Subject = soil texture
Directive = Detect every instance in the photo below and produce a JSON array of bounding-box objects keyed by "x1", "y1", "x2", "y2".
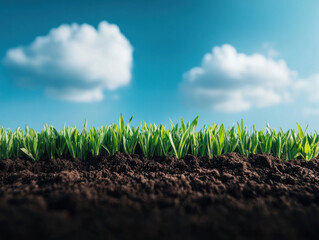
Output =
[{"x1": 1, "y1": 152, "x2": 319, "y2": 240}]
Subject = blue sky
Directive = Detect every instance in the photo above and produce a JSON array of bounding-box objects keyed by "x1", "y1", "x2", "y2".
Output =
[{"x1": 1, "y1": 0, "x2": 319, "y2": 131}]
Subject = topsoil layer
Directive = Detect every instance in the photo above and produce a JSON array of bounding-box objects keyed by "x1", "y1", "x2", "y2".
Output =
[{"x1": 1, "y1": 153, "x2": 319, "y2": 240}]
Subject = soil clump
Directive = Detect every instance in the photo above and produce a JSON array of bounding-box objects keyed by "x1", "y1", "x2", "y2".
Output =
[{"x1": 1, "y1": 152, "x2": 319, "y2": 240}]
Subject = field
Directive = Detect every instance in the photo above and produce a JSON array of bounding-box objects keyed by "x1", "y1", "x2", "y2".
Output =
[
  {"x1": 2, "y1": 115, "x2": 319, "y2": 161},
  {"x1": 1, "y1": 116, "x2": 319, "y2": 239}
]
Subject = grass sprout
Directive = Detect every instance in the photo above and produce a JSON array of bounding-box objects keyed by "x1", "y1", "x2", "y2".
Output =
[{"x1": 0, "y1": 115, "x2": 318, "y2": 161}]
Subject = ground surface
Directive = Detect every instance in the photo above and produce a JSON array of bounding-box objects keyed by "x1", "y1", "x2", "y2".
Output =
[{"x1": 0, "y1": 152, "x2": 319, "y2": 240}]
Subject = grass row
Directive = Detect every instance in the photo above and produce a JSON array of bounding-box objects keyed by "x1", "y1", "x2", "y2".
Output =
[{"x1": 0, "y1": 115, "x2": 319, "y2": 161}]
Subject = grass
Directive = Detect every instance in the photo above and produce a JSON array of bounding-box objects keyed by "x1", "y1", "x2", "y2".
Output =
[{"x1": 1, "y1": 115, "x2": 319, "y2": 161}]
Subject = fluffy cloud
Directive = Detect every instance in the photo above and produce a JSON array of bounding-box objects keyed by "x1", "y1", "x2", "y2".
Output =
[
  {"x1": 3, "y1": 21, "x2": 133, "y2": 102},
  {"x1": 182, "y1": 44, "x2": 296, "y2": 112},
  {"x1": 294, "y1": 74, "x2": 319, "y2": 103}
]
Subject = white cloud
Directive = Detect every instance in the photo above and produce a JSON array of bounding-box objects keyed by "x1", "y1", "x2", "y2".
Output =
[
  {"x1": 262, "y1": 43, "x2": 279, "y2": 58},
  {"x1": 303, "y1": 107, "x2": 319, "y2": 117},
  {"x1": 3, "y1": 21, "x2": 133, "y2": 102},
  {"x1": 267, "y1": 48, "x2": 279, "y2": 58},
  {"x1": 45, "y1": 88, "x2": 104, "y2": 102},
  {"x1": 181, "y1": 44, "x2": 296, "y2": 112},
  {"x1": 294, "y1": 74, "x2": 319, "y2": 103}
]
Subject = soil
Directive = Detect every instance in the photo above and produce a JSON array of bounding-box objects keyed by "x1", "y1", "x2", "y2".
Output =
[{"x1": 1, "y1": 152, "x2": 319, "y2": 240}]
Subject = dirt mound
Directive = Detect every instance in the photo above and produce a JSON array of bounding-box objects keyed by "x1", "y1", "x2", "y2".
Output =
[{"x1": 1, "y1": 152, "x2": 319, "y2": 240}]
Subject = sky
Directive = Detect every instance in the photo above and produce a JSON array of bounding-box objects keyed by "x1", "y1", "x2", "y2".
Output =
[{"x1": 1, "y1": 0, "x2": 319, "y2": 131}]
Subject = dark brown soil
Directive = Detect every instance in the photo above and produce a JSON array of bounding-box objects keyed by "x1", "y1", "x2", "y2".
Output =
[{"x1": 1, "y1": 152, "x2": 319, "y2": 240}]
